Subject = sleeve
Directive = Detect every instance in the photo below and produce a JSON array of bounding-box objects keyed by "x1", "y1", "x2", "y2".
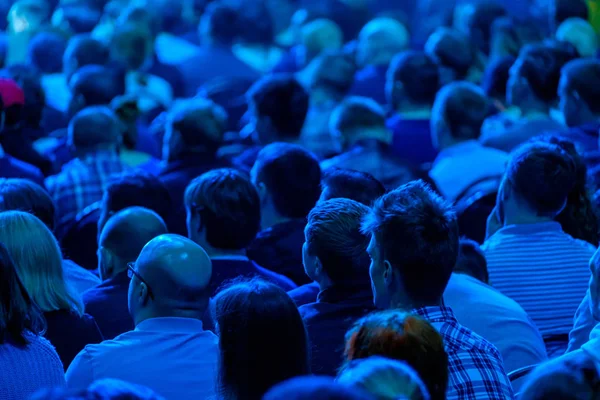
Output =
[{"x1": 65, "y1": 348, "x2": 95, "y2": 389}]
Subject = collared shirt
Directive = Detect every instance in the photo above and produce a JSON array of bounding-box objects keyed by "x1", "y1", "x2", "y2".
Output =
[
  {"x1": 444, "y1": 274, "x2": 547, "y2": 376},
  {"x1": 62, "y1": 259, "x2": 101, "y2": 295},
  {"x1": 429, "y1": 140, "x2": 508, "y2": 201},
  {"x1": 414, "y1": 306, "x2": 514, "y2": 400},
  {"x1": 483, "y1": 222, "x2": 595, "y2": 340},
  {"x1": 65, "y1": 317, "x2": 218, "y2": 400},
  {"x1": 45, "y1": 151, "x2": 126, "y2": 228}
]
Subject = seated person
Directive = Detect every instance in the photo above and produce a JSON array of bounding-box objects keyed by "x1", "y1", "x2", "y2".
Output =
[
  {"x1": 569, "y1": 248, "x2": 600, "y2": 353},
  {"x1": 350, "y1": 17, "x2": 409, "y2": 104},
  {"x1": 429, "y1": 82, "x2": 508, "y2": 202},
  {"x1": 556, "y1": 17, "x2": 598, "y2": 58},
  {"x1": 425, "y1": 28, "x2": 478, "y2": 85},
  {"x1": 323, "y1": 97, "x2": 416, "y2": 190},
  {"x1": 185, "y1": 168, "x2": 296, "y2": 294},
  {"x1": 386, "y1": 50, "x2": 440, "y2": 165},
  {"x1": 481, "y1": 56, "x2": 515, "y2": 111},
  {"x1": 248, "y1": 143, "x2": 321, "y2": 285}
]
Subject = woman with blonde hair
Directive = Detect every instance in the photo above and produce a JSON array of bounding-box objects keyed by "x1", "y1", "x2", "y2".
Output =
[{"x1": 0, "y1": 211, "x2": 103, "y2": 370}]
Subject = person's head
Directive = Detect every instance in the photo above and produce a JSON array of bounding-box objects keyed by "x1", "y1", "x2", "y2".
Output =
[
  {"x1": 68, "y1": 65, "x2": 125, "y2": 117},
  {"x1": 500, "y1": 142, "x2": 577, "y2": 224},
  {"x1": 0, "y1": 178, "x2": 55, "y2": 231},
  {"x1": 559, "y1": 59, "x2": 600, "y2": 128},
  {"x1": 98, "y1": 170, "x2": 173, "y2": 235},
  {"x1": 344, "y1": 310, "x2": 448, "y2": 400},
  {"x1": 0, "y1": 241, "x2": 45, "y2": 346},
  {"x1": 386, "y1": 51, "x2": 439, "y2": 111},
  {"x1": 0, "y1": 78, "x2": 25, "y2": 132},
  {"x1": 128, "y1": 234, "x2": 212, "y2": 325},
  {"x1": 163, "y1": 98, "x2": 227, "y2": 162},
  {"x1": 68, "y1": 106, "x2": 122, "y2": 155},
  {"x1": 338, "y1": 357, "x2": 431, "y2": 400},
  {"x1": 556, "y1": 18, "x2": 598, "y2": 58},
  {"x1": 98, "y1": 207, "x2": 168, "y2": 281},
  {"x1": 301, "y1": 19, "x2": 343, "y2": 61},
  {"x1": 507, "y1": 43, "x2": 576, "y2": 110},
  {"x1": 466, "y1": 2, "x2": 507, "y2": 55},
  {"x1": 454, "y1": 238, "x2": 489, "y2": 284},
  {"x1": 319, "y1": 168, "x2": 385, "y2": 206},
  {"x1": 31, "y1": 378, "x2": 165, "y2": 400},
  {"x1": 251, "y1": 143, "x2": 321, "y2": 226},
  {"x1": 356, "y1": 18, "x2": 409, "y2": 69},
  {"x1": 362, "y1": 180, "x2": 459, "y2": 309},
  {"x1": 63, "y1": 35, "x2": 110, "y2": 83},
  {"x1": 519, "y1": 352, "x2": 600, "y2": 400},
  {"x1": 247, "y1": 76, "x2": 309, "y2": 144},
  {"x1": 0, "y1": 211, "x2": 83, "y2": 316},
  {"x1": 265, "y1": 376, "x2": 373, "y2": 400},
  {"x1": 213, "y1": 278, "x2": 310, "y2": 400},
  {"x1": 481, "y1": 56, "x2": 515, "y2": 108},
  {"x1": 425, "y1": 28, "x2": 475, "y2": 85},
  {"x1": 185, "y1": 168, "x2": 260, "y2": 254},
  {"x1": 307, "y1": 50, "x2": 356, "y2": 101},
  {"x1": 27, "y1": 31, "x2": 68, "y2": 74},
  {"x1": 116, "y1": 6, "x2": 161, "y2": 40},
  {"x1": 330, "y1": 97, "x2": 391, "y2": 149},
  {"x1": 431, "y1": 82, "x2": 489, "y2": 150},
  {"x1": 110, "y1": 23, "x2": 153, "y2": 71},
  {"x1": 3, "y1": 64, "x2": 45, "y2": 128},
  {"x1": 303, "y1": 198, "x2": 371, "y2": 289},
  {"x1": 198, "y1": 2, "x2": 239, "y2": 46}
]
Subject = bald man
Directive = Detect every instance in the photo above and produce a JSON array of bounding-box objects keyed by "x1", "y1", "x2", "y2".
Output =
[
  {"x1": 67, "y1": 234, "x2": 218, "y2": 400},
  {"x1": 83, "y1": 207, "x2": 168, "y2": 340}
]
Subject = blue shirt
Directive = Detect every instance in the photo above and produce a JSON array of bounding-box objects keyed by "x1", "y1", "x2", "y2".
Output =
[{"x1": 65, "y1": 317, "x2": 219, "y2": 400}]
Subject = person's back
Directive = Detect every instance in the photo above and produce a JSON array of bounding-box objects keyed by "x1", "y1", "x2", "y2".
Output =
[{"x1": 66, "y1": 235, "x2": 218, "y2": 399}]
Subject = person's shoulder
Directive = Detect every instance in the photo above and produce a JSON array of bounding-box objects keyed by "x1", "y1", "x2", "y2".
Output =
[
  {"x1": 445, "y1": 318, "x2": 504, "y2": 358},
  {"x1": 2, "y1": 154, "x2": 45, "y2": 183}
]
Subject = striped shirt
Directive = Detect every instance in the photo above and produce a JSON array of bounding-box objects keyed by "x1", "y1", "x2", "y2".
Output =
[{"x1": 482, "y1": 222, "x2": 595, "y2": 339}]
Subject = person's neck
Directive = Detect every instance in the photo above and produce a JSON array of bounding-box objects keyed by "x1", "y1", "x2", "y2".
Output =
[
  {"x1": 519, "y1": 101, "x2": 550, "y2": 118},
  {"x1": 135, "y1": 308, "x2": 206, "y2": 326},
  {"x1": 503, "y1": 213, "x2": 554, "y2": 227},
  {"x1": 260, "y1": 208, "x2": 292, "y2": 231},
  {"x1": 395, "y1": 103, "x2": 432, "y2": 119},
  {"x1": 390, "y1": 295, "x2": 442, "y2": 311},
  {"x1": 206, "y1": 247, "x2": 247, "y2": 259},
  {"x1": 310, "y1": 88, "x2": 341, "y2": 106}
]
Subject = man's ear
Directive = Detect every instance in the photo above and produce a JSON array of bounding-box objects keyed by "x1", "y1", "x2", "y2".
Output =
[
  {"x1": 383, "y1": 259, "x2": 393, "y2": 286},
  {"x1": 256, "y1": 182, "x2": 269, "y2": 205}
]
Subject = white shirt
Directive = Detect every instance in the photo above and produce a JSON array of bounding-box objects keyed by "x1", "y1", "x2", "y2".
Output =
[
  {"x1": 429, "y1": 140, "x2": 508, "y2": 201},
  {"x1": 444, "y1": 273, "x2": 548, "y2": 375}
]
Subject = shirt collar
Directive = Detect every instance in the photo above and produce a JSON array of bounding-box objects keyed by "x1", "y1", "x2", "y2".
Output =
[
  {"x1": 495, "y1": 221, "x2": 563, "y2": 236},
  {"x1": 413, "y1": 305, "x2": 458, "y2": 324},
  {"x1": 136, "y1": 317, "x2": 205, "y2": 333}
]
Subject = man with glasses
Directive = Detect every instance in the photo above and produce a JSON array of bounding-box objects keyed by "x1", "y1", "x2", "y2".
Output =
[{"x1": 67, "y1": 234, "x2": 218, "y2": 400}]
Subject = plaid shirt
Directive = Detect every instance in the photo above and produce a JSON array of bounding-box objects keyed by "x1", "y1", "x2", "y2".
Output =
[
  {"x1": 414, "y1": 306, "x2": 515, "y2": 400},
  {"x1": 45, "y1": 151, "x2": 126, "y2": 229}
]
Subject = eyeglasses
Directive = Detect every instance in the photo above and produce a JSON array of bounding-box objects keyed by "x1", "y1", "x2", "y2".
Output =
[{"x1": 127, "y1": 263, "x2": 154, "y2": 300}]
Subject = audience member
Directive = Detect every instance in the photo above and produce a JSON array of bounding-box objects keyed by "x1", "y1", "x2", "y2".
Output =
[
  {"x1": 66, "y1": 235, "x2": 219, "y2": 399},
  {"x1": 429, "y1": 82, "x2": 507, "y2": 201},
  {"x1": 300, "y1": 198, "x2": 374, "y2": 376},
  {"x1": 67, "y1": 65, "x2": 126, "y2": 120},
  {"x1": 344, "y1": 310, "x2": 447, "y2": 400},
  {"x1": 0, "y1": 211, "x2": 103, "y2": 369},
  {"x1": 0, "y1": 241, "x2": 66, "y2": 398},
  {"x1": 247, "y1": 143, "x2": 321, "y2": 285},
  {"x1": 444, "y1": 238, "x2": 548, "y2": 379},
  {"x1": 362, "y1": 180, "x2": 514, "y2": 399},
  {"x1": 350, "y1": 18, "x2": 409, "y2": 104},
  {"x1": 466, "y1": 1, "x2": 507, "y2": 56},
  {"x1": 324, "y1": 97, "x2": 415, "y2": 190},
  {"x1": 32, "y1": 379, "x2": 165, "y2": 400},
  {"x1": 234, "y1": 76, "x2": 309, "y2": 172},
  {"x1": 338, "y1": 357, "x2": 431, "y2": 400},
  {"x1": 483, "y1": 142, "x2": 594, "y2": 354},
  {"x1": 319, "y1": 168, "x2": 385, "y2": 206},
  {"x1": 386, "y1": 50, "x2": 440, "y2": 165},
  {"x1": 425, "y1": 28, "x2": 476, "y2": 85},
  {"x1": 27, "y1": 31, "x2": 67, "y2": 75},
  {"x1": 185, "y1": 168, "x2": 296, "y2": 294},
  {"x1": 0, "y1": 178, "x2": 100, "y2": 293},
  {"x1": 213, "y1": 278, "x2": 310, "y2": 400},
  {"x1": 556, "y1": 17, "x2": 598, "y2": 58},
  {"x1": 45, "y1": 106, "x2": 126, "y2": 232},
  {"x1": 481, "y1": 56, "x2": 515, "y2": 110},
  {"x1": 264, "y1": 376, "x2": 373, "y2": 400},
  {"x1": 84, "y1": 207, "x2": 168, "y2": 340}
]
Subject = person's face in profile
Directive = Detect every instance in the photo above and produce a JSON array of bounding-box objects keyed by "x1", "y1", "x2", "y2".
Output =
[{"x1": 367, "y1": 235, "x2": 390, "y2": 309}]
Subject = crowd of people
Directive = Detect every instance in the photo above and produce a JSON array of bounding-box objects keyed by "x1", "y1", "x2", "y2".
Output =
[{"x1": 2, "y1": 0, "x2": 600, "y2": 399}]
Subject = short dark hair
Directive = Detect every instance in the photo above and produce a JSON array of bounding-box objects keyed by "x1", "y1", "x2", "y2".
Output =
[
  {"x1": 482, "y1": 56, "x2": 515, "y2": 102},
  {"x1": 27, "y1": 32, "x2": 68, "y2": 74},
  {"x1": 553, "y1": 0, "x2": 589, "y2": 28},
  {"x1": 3, "y1": 64, "x2": 45, "y2": 127},
  {"x1": 213, "y1": 278, "x2": 310, "y2": 400},
  {"x1": 561, "y1": 59, "x2": 600, "y2": 114},
  {"x1": 454, "y1": 238, "x2": 489, "y2": 284},
  {"x1": 425, "y1": 28, "x2": 475, "y2": 79},
  {"x1": 506, "y1": 142, "x2": 577, "y2": 216},
  {"x1": 362, "y1": 180, "x2": 459, "y2": 303},
  {"x1": 202, "y1": 2, "x2": 240, "y2": 45},
  {"x1": 0, "y1": 179, "x2": 55, "y2": 231},
  {"x1": 330, "y1": 97, "x2": 386, "y2": 137},
  {"x1": 248, "y1": 76, "x2": 309, "y2": 140},
  {"x1": 467, "y1": 2, "x2": 507, "y2": 55},
  {"x1": 168, "y1": 99, "x2": 227, "y2": 151},
  {"x1": 63, "y1": 35, "x2": 109, "y2": 79},
  {"x1": 0, "y1": 242, "x2": 45, "y2": 345},
  {"x1": 432, "y1": 82, "x2": 489, "y2": 141},
  {"x1": 70, "y1": 65, "x2": 125, "y2": 107},
  {"x1": 321, "y1": 168, "x2": 385, "y2": 206},
  {"x1": 387, "y1": 51, "x2": 439, "y2": 105},
  {"x1": 309, "y1": 51, "x2": 356, "y2": 97},
  {"x1": 253, "y1": 143, "x2": 321, "y2": 219},
  {"x1": 185, "y1": 169, "x2": 260, "y2": 250},
  {"x1": 305, "y1": 199, "x2": 371, "y2": 285}
]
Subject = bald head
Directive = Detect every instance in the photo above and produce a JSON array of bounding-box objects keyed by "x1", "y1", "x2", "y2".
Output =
[
  {"x1": 301, "y1": 19, "x2": 343, "y2": 56},
  {"x1": 356, "y1": 18, "x2": 409, "y2": 68}
]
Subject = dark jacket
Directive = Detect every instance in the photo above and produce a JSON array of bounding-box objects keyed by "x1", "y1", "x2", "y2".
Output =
[
  {"x1": 146, "y1": 55, "x2": 186, "y2": 99},
  {"x1": 288, "y1": 282, "x2": 320, "y2": 307},
  {"x1": 1, "y1": 126, "x2": 54, "y2": 176},
  {"x1": 82, "y1": 271, "x2": 133, "y2": 341},
  {"x1": 59, "y1": 203, "x2": 100, "y2": 271},
  {"x1": 387, "y1": 115, "x2": 438, "y2": 165},
  {"x1": 247, "y1": 219, "x2": 311, "y2": 285},
  {"x1": 0, "y1": 153, "x2": 45, "y2": 186},
  {"x1": 299, "y1": 285, "x2": 375, "y2": 376},
  {"x1": 210, "y1": 257, "x2": 297, "y2": 294},
  {"x1": 349, "y1": 65, "x2": 388, "y2": 105},
  {"x1": 43, "y1": 309, "x2": 104, "y2": 370}
]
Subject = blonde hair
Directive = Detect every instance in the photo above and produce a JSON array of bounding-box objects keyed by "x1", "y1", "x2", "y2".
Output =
[{"x1": 0, "y1": 211, "x2": 83, "y2": 315}]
